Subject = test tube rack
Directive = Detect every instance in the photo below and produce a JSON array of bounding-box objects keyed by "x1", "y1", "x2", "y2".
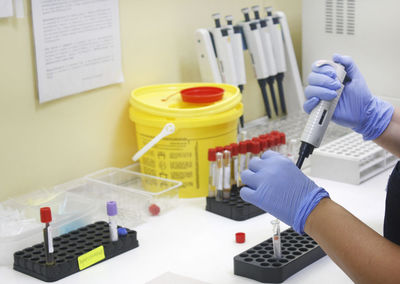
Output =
[
  {"x1": 13, "y1": 221, "x2": 139, "y2": 282},
  {"x1": 206, "y1": 190, "x2": 264, "y2": 221},
  {"x1": 310, "y1": 132, "x2": 398, "y2": 184},
  {"x1": 234, "y1": 228, "x2": 325, "y2": 283}
]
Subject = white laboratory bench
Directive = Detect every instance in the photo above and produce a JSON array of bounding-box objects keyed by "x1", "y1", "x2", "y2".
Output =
[{"x1": 0, "y1": 167, "x2": 393, "y2": 284}]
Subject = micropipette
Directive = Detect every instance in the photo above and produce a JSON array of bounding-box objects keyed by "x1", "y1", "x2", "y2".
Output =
[
  {"x1": 225, "y1": 14, "x2": 247, "y2": 128},
  {"x1": 40, "y1": 207, "x2": 54, "y2": 265},
  {"x1": 297, "y1": 60, "x2": 347, "y2": 169},
  {"x1": 239, "y1": 8, "x2": 272, "y2": 118},
  {"x1": 252, "y1": 5, "x2": 280, "y2": 116},
  {"x1": 211, "y1": 13, "x2": 238, "y2": 87},
  {"x1": 265, "y1": 7, "x2": 288, "y2": 115}
]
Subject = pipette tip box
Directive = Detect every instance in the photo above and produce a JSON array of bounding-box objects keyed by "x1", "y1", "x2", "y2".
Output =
[
  {"x1": 206, "y1": 190, "x2": 264, "y2": 221},
  {"x1": 234, "y1": 228, "x2": 325, "y2": 283},
  {"x1": 13, "y1": 221, "x2": 139, "y2": 282}
]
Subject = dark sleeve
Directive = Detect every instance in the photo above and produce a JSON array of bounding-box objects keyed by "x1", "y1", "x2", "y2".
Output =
[{"x1": 384, "y1": 161, "x2": 400, "y2": 245}]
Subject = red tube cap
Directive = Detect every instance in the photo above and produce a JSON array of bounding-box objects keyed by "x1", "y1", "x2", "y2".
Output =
[
  {"x1": 245, "y1": 140, "x2": 252, "y2": 152},
  {"x1": 224, "y1": 145, "x2": 232, "y2": 153},
  {"x1": 273, "y1": 135, "x2": 280, "y2": 146},
  {"x1": 279, "y1": 132, "x2": 286, "y2": 145},
  {"x1": 239, "y1": 141, "x2": 247, "y2": 154},
  {"x1": 236, "y1": 232, "x2": 246, "y2": 243},
  {"x1": 251, "y1": 141, "x2": 260, "y2": 154},
  {"x1": 216, "y1": 146, "x2": 224, "y2": 153},
  {"x1": 230, "y1": 143, "x2": 239, "y2": 156},
  {"x1": 40, "y1": 207, "x2": 52, "y2": 223},
  {"x1": 270, "y1": 130, "x2": 280, "y2": 136},
  {"x1": 208, "y1": 148, "x2": 216, "y2": 161}
]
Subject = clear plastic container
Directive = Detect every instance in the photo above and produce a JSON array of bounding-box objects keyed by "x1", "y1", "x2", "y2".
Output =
[
  {"x1": 85, "y1": 167, "x2": 182, "y2": 222},
  {"x1": 0, "y1": 188, "x2": 97, "y2": 265}
]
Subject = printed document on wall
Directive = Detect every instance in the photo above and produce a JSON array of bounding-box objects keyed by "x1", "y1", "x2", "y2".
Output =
[{"x1": 31, "y1": 0, "x2": 124, "y2": 103}]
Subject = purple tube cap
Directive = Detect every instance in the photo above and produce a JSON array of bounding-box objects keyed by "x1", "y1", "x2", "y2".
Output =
[{"x1": 107, "y1": 201, "x2": 117, "y2": 216}]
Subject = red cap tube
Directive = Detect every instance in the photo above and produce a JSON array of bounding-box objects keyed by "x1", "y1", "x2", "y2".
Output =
[
  {"x1": 230, "y1": 143, "x2": 239, "y2": 156},
  {"x1": 208, "y1": 148, "x2": 216, "y2": 161},
  {"x1": 40, "y1": 207, "x2": 52, "y2": 223}
]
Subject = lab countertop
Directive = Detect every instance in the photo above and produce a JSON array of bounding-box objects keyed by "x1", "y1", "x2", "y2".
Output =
[{"x1": 0, "y1": 168, "x2": 393, "y2": 284}]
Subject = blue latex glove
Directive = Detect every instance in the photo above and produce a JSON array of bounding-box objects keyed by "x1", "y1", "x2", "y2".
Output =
[
  {"x1": 304, "y1": 54, "x2": 394, "y2": 140},
  {"x1": 240, "y1": 151, "x2": 329, "y2": 234}
]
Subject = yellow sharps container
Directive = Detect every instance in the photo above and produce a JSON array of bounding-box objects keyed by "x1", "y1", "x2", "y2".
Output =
[{"x1": 129, "y1": 83, "x2": 243, "y2": 198}]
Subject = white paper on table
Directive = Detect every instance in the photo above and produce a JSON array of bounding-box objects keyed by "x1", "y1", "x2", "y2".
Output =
[
  {"x1": 31, "y1": 0, "x2": 124, "y2": 103},
  {"x1": 0, "y1": 0, "x2": 13, "y2": 18}
]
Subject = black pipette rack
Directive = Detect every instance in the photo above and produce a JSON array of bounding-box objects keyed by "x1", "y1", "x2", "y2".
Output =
[
  {"x1": 234, "y1": 228, "x2": 325, "y2": 283},
  {"x1": 206, "y1": 189, "x2": 265, "y2": 221},
  {"x1": 13, "y1": 221, "x2": 139, "y2": 282}
]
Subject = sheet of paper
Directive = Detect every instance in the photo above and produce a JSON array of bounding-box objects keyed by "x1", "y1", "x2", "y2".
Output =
[
  {"x1": 31, "y1": 0, "x2": 124, "y2": 103},
  {"x1": 0, "y1": 0, "x2": 13, "y2": 18},
  {"x1": 13, "y1": 0, "x2": 24, "y2": 18}
]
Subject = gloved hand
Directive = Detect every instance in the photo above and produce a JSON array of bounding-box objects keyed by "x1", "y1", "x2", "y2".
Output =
[
  {"x1": 304, "y1": 54, "x2": 394, "y2": 140},
  {"x1": 240, "y1": 151, "x2": 329, "y2": 234}
]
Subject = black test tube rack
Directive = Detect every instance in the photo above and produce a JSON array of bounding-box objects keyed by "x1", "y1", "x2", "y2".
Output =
[
  {"x1": 234, "y1": 228, "x2": 326, "y2": 283},
  {"x1": 206, "y1": 189, "x2": 265, "y2": 221},
  {"x1": 13, "y1": 221, "x2": 139, "y2": 282}
]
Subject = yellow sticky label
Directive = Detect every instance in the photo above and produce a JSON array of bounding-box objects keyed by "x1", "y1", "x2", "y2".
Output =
[{"x1": 78, "y1": 246, "x2": 105, "y2": 270}]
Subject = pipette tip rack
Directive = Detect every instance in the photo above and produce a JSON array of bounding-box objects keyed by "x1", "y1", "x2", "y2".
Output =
[
  {"x1": 13, "y1": 221, "x2": 139, "y2": 282},
  {"x1": 206, "y1": 189, "x2": 264, "y2": 221},
  {"x1": 234, "y1": 228, "x2": 325, "y2": 283}
]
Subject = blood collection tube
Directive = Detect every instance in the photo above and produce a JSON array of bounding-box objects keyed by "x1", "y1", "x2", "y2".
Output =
[
  {"x1": 266, "y1": 135, "x2": 273, "y2": 152},
  {"x1": 238, "y1": 141, "x2": 247, "y2": 185},
  {"x1": 245, "y1": 140, "x2": 252, "y2": 168},
  {"x1": 216, "y1": 152, "x2": 224, "y2": 201},
  {"x1": 271, "y1": 219, "x2": 282, "y2": 259},
  {"x1": 278, "y1": 132, "x2": 287, "y2": 155},
  {"x1": 272, "y1": 135, "x2": 280, "y2": 151},
  {"x1": 40, "y1": 207, "x2": 54, "y2": 265},
  {"x1": 216, "y1": 146, "x2": 224, "y2": 154},
  {"x1": 223, "y1": 150, "x2": 232, "y2": 199},
  {"x1": 230, "y1": 143, "x2": 240, "y2": 188},
  {"x1": 208, "y1": 148, "x2": 217, "y2": 197},
  {"x1": 224, "y1": 145, "x2": 233, "y2": 184},
  {"x1": 250, "y1": 140, "x2": 261, "y2": 159},
  {"x1": 259, "y1": 138, "x2": 267, "y2": 155},
  {"x1": 107, "y1": 201, "x2": 118, "y2": 242}
]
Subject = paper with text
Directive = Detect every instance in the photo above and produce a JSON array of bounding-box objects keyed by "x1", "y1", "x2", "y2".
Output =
[
  {"x1": 0, "y1": 0, "x2": 13, "y2": 18},
  {"x1": 31, "y1": 0, "x2": 124, "y2": 103}
]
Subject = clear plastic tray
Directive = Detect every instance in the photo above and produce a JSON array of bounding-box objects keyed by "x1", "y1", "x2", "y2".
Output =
[
  {"x1": 85, "y1": 167, "x2": 182, "y2": 219},
  {"x1": 0, "y1": 188, "x2": 97, "y2": 265}
]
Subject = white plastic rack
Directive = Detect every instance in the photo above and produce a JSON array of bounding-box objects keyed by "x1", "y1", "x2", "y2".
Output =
[{"x1": 310, "y1": 132, "x2": 398, "y2": 184}]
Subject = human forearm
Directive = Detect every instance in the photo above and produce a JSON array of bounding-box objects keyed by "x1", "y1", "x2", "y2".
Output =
[
  {"x1": 305, "y1": 198, "x2": 400, "y2": 284},
  {"x1": 374, "y1": 107, "x2": 400, "y2": 157}
]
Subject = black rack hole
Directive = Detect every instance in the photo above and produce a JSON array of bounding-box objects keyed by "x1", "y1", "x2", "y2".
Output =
[
  {"x1": 267, "y1": 259, "x2": 276, "y2": 263},
  {"x1": 305, "y1": 244, "x2": 314, "y2": 248},
  {"x1": 23, "y1": 254, "x2": 32, "y2": 259},
  {"x1": 294, "y1": 244, "x2": 303, "y2": 248},
  {"x1": 300, "y1": 248, "x2": 307, "y2": 252},
  {"x1": 293, "y1": 251, "x2": 301, "y2": 256},
  {"x1": 286, "y1": 255, "x2": 295, "y2": 259},
  {"x1": 272, "y1": 262, "x2": 282, "y2": 267},
  {"x1": 256, "y1": 258, "x2": 264, "y2": 262},
  {"x1": 247, "y1": 249, "x2": 255, "y2": 254},
  {"x1": 239, "y1": 254, "x2": 248, "y2": 258},
  {"x1": 260, "y1": 262, "x2": 270, "y2": 267},
  {"x1": 244, "y1": 258, "x2": 253, "y2": 262},
  {"x1": 251, "y1": 254, "x2": 260, "y2": 258},
  {"x1": 288, "y1": 247, "x2": 296, "y2": 251}
]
